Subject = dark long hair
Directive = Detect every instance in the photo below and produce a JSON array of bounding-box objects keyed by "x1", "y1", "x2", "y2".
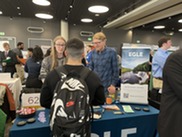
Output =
[{"x1": 32, "y1": 45, "x2": 43, "y2": 62}]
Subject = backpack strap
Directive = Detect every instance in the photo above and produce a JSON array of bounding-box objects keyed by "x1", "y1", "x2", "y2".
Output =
[
  {"x1": 55, "y1": 66, "x2": 68, "y2": 78},
  {"x1": 79, "y1": 67, "x2": 91, "y2": 80}
]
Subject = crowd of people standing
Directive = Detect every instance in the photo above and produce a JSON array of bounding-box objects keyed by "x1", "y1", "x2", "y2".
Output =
[{"x1": 1, "y1": 32, "x2": 180, "y2": 137}]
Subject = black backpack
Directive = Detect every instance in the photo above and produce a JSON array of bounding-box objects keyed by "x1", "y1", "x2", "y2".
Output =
[{"x1": 50, "y1": 66, "x2": 91, "y2": 137}]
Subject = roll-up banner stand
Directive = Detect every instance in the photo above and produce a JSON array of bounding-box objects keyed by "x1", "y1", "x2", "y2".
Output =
[{"x1": 120, "y1": 45, "x2": 151, "y2": 104}]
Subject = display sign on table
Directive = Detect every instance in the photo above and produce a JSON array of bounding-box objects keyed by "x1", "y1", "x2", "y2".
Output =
[
  {"x1": 21, "y1": 93, "x2": 41, "y2": 108},
  {"x1": 120, "y1": 46, "x2": 151, "y2": 104}
]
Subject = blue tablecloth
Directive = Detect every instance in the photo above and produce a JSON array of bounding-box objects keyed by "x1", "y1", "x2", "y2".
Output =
[
  {"x1": 92, "y1": 104, "x2": 159, "y2": 137},
  {"x1": 9, "y1": 104, "x2": 159, "y2": 137},
  {"x1": 9, "y1": 109, "x2": 51, "y2": 137}
]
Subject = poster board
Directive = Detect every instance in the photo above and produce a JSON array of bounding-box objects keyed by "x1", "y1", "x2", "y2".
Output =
[
  {"x1": 120, "y1": 46, "x2": 151, "y2": 104},
  {"x1": 41, "y1": 45, "x2": 51, "y2": 55}
]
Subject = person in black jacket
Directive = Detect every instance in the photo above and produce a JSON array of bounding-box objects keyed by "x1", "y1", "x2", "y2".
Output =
[
  {"x1": 1, "y1": 42, "x2": 18, "y2": 77},
  {"x1": 40, "y1": 38, "x2": 105, "y2": 109},
  {"x1": 158, "y1": 49, "x2": 182, "y2": 137},
  {"x1": 24, "y1": 45, "x2": 43, "y2": 88}
]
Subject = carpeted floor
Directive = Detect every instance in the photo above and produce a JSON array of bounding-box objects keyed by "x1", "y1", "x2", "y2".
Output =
[{"x1": 4, "y1": 120, "x2": 13, "y2": 137}]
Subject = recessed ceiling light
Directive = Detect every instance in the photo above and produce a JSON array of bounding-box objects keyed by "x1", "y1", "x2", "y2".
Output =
[
  {"x1": 0, "y1": 11, "x2": 2, "y2": 14},
  {"x1": 18, "y1": 13, "x2": 21, "y2": 15},
  {"x1": 95, "y1": 14, "x2": 100, "y2": 17},
  {"x1": 81, "y1": 18, "x2": 93, "y2": 23},
  {"x1": 32, "y1": 0, "x2": 50, "y2": 6},
  {"x1": 179, "y1": 29, "x2": 182, "y2": 32},
  {"x1": 154, "y1": 25, "x2": 165, "y2": 29},
  {"x1": 35, "y1": 13, "x2": 53, "y2": 19},
  {"x1": 178, "y1": 19, "x2": 182, "y2": 23},
  {"x1": 88, "y1": 5, "x2": 109, "y2": 13},
  {"x1": 17, "y1": 7, "x2": 20, "y2": 9},
  {"x1": 163, "y1": 31, "x2": 174, "y2": 36}
]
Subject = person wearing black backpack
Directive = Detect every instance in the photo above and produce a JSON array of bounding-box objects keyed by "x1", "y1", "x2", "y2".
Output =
[{"x1": 40, "y1": 38, "x2": 105, "y2": 137}]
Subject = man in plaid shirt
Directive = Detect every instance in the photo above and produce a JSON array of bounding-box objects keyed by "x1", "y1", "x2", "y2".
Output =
[{"x1": 88, "y1": 32, "x2": 119, "y2": 95}]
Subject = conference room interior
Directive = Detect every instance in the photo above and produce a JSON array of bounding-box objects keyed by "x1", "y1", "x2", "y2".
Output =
[{"x1": 0, "y1": 0, "x2": 182, "y2": 137}]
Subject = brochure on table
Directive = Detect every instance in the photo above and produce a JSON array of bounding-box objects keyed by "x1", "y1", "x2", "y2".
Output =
[{"x1": 120, "y1": 45, "x2": 151, "y2": 104}]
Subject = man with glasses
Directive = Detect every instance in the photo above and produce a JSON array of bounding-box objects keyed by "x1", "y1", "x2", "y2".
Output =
[{"x1": 88, "y1": 32, "x2": 119, "y2": 96}]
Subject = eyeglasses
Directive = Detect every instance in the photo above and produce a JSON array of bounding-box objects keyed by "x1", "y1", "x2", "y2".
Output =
[
  {"x1": 55, "y1": 44, "x2": 65, "y2": 47},
  {"x1": 92, "y1": 41, "x2": 102, "y2": 45}
]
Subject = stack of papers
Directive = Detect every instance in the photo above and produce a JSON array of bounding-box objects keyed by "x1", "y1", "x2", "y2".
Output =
[
  {"x1": 3, "y1": 57, "x2": 11, "y2": 63},
  {"x1": 102, "y1": 104, "x2": 120, "y2": 110}
]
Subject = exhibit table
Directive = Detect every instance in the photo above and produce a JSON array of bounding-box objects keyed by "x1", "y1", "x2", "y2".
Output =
[
  {"x1": 92, "y1": 104, "x2": 159, "y2": 137},
  {"x1": 0, "y1": 78, "x2": 22, "y2": 108},
  {"x1": 9, "y1": 104, "x2": 159, "y2": 137}
]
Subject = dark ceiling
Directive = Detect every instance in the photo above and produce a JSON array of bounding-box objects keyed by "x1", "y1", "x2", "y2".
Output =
[
  {"x1": 135, "y1": 13, "x2": 182, "y2": 33},
  {"x1": 0, "y1": 0, "x2": 181, "y2": 33}
]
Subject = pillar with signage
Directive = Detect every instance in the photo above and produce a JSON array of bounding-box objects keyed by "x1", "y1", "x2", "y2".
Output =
[{"x1": 120, "y1": 46, "x2": 151, "y2": 104}]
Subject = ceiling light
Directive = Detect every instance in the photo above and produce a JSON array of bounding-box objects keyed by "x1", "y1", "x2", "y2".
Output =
[
  {"x1": 88, "y1": 5, "x2": 109, "y2": 13},
  {"x1": 18, "y1": 13, "x2": 21, "y2": 15},
  {"x1": 178, "y1": 19, "x2": 182, "y2": 23},
  {"x1": 81, "y1": 18, "x2": 93, "y2": 23},
  {"x1": 32, "y1": 0, "x2": 50, "y2": 6},
  {"x1": 163, "y1": 31, "x2": 174, "y2": 36},
  {"x1": 154, "y1": 25, "x2": 165, "y2": 29},
  {"x1": 179, "y1": 29, "x2": 182, "y2": 32},
  {"x1": 35, "y1": 13, "x2": 53, "y2": 19},
  {"x1": 0, "y1": 11, "x2": 2, "y2": 14},
  {"x1": 17, "y1": 7, "x2": 20, "y2": 9}
]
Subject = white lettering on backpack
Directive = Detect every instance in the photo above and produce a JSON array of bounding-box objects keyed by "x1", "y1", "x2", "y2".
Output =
[
  {"x1": 70, "y1": 133, "x2": 81, "y2": 137},
  {"x1": 62, "y1": 78, "x2": 84, "y2": 92},
  {"x1": 50, "y1": 99, "x2": 67, "y2": 130}
]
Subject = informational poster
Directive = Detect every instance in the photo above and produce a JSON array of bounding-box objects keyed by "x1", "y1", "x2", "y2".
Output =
[
  {"x1": 120, "y1": 46, "x2": 151, "y2": 104},
  {"x1": 41, "y1": 45, "x2": 51, "y2": 55}
]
